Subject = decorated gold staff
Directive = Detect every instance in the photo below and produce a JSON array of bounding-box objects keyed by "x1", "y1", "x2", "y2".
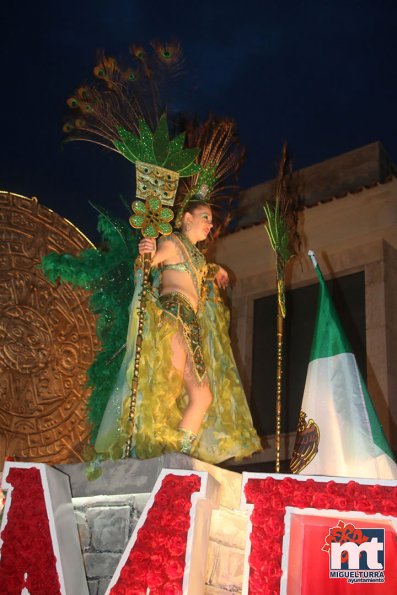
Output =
[
  {"x1": 114, "y1": 115, "x2": 201, "y2": 456},
  {"x1": 62, "y1": 45, "x2": 203, "y2": 456},
  {"x1": 263, "y1": 143, "x2": 299, "y2": 472}
]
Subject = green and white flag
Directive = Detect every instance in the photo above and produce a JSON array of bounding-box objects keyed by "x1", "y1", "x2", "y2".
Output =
[{"x1": 291, "y1": 252, "x2": 397, "y2": 480}]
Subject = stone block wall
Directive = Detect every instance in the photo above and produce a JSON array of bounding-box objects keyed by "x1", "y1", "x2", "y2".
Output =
[
  {"x1": 73, "y1": 495, "x2": 248, "y2": 594},
  {"x1": 73, "y1": 493, "x2": 150, "y2": 595},
  {"x1": 59, "y1": 455, "x2": 249, "y2": 594},
  {"x1": 205, "y1": 508, "x2": 247, "y2": 593}
]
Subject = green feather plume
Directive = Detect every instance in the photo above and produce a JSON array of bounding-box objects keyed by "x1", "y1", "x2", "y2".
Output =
[{"x1": 41, "y1": 212, "x2": 139, "y2": 443}]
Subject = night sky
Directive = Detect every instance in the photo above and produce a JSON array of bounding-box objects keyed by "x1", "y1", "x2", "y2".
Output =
[{"x1": 1, "y1": 0, "x2": 396, "y2": 242}]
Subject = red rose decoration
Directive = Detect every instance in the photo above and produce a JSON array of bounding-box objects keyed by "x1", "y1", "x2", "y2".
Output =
[
  {"x1": 244, "y1": 476, "x2": 397, "y2": 595},
  {"x1": 110, "y1": 473, "x2": 201, "y2": 594},
  {"x1": 311, "y1": 491, "x2": 331, "y2": 508},
  {"x1": 165, "y1": 558, "x2": 185, "y2": 580},
  {"x1": 169, "y1": 534, "x2": 189, "y2": 556},
  {"x1": 0, "y1": 467, "x2": 61, "y2": 595}
]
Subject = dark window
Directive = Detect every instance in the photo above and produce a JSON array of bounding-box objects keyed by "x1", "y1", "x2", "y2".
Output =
[{"x1": 251, "y1": 271, "x2": 366, "y2": 436}]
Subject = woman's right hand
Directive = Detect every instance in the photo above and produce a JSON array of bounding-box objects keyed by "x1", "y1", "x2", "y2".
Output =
[{"x1": 138, "y1": 238, "x2": 156, "y2": 257}]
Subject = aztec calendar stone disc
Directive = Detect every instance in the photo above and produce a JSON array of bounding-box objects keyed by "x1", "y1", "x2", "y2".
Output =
[{"x1": 0, "y1": 191, "x2": 99, "y2": 465}]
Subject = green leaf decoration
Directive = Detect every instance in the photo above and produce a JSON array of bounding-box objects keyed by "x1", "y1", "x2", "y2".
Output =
[
  {"x1": 168, "y1": 132, "x2": 186, "y2": 153},
  {"x1": 263, "y1": 203, "x2": 291, "y2": 264},
  {"x1": 147, "y1": 196, "x2": 161, "y2": 211},
  {"x1": 138, "y1": 119, "x2": 156, "y2": 162},
  {"x1": 178, "y1": 162, "x2": 202, "y2": 178},
  {"x1": 131, "y1": 200, "x2": 146, "y2": 214},
  {"x1": 159, "y1": 207, "x2": 174, "y2": 222},
  {"x1": 157, "y1": 221, "x2": 173, "y2": 235},
  {"x1": 110, "y1": 117, "x2": 200, "y2": 175},
  {"x1": 199, "y1": 165, "x2": 217, "y2": 187},
  {"x1": 112, "y1": 139, "x2": 137, "y2": 164},
  {"x1": 152, "y1": 114, "x2": 170, "y2": 165},
  {"x1": 129, "y1": 214, "x2": 145, "y2": 227},
  {"x1": 163, "y1": 147, "x2": 200, "y2": 172},
  {"x1": 142, "y1": 222, "x2": 158, "y2": 237},
  {"x1": 188, "y1": 165, "x2": 217, "y2": 198},
  {"x1": 117, "y1": 128, "x2": 145, "y2": 162}
]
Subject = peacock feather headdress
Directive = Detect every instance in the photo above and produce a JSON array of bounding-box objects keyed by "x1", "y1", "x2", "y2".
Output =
[
  {"x1": 174, "y1": 117, "x2": 245, "y2": 236},
  {"x1": 64, "y1": 42, "x2": 244, "y2": 239}
]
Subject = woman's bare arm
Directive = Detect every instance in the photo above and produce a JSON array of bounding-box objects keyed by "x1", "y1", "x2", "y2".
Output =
[
  {"x1": 138, "y1": 237, "x2": 177, "y2": 266},
  {"x1": 215, "y1": 266, "x2": 229, "y2": 289}
]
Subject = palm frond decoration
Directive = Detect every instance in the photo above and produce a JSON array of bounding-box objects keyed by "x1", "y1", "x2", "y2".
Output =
[
  {"x1": 263, "y1": 142, "x2": 300, "y2": 472},
  {"x1": 263, "y1": 142, "x2": 300, "y2": 316}
]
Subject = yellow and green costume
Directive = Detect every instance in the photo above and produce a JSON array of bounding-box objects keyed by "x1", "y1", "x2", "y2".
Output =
[{"x1": 94, "y1": 232, "x2": 261, "y2": 463}]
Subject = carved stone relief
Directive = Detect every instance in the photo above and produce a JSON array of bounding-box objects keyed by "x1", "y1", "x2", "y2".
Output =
[{"x1": 0, "y1": 191, "x2": 99, "y2": 465}]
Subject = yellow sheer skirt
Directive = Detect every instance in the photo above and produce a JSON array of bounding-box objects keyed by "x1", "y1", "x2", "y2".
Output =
[{"x1": 94, "y1": 276, "x2": 261, "y2": 463}]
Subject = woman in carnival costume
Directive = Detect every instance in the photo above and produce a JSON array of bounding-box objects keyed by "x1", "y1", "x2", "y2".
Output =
[
  {"x1": 94, "y1": 196, "x2": 261, "y2": 462},
  {"x1": 58, "y1": 42, "x2": 261, "y2": 463}
]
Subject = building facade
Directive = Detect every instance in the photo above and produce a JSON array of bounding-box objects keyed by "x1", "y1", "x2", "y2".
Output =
[{"x1": 213, "y1": 142, "x2": 397, "y2": 466}]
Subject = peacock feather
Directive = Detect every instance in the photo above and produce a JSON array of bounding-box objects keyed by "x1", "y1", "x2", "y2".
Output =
[
  {"x1": 174, "y1": 118, "x2": 245, "y2": 237},
  {"x1": 63, "y1": 41, "x2": 245, "y2": 241},
  {"x1": 63, "y1": 42, "x2": 186, "y2": 152}
]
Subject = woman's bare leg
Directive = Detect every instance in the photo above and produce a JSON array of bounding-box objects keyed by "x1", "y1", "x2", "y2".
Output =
[
  {"x1": 170, "y1": 332, "x2": 212, "y2": 435},
  {"x1": 178, "y1": 365, "x2": 212, "y2": 434}
]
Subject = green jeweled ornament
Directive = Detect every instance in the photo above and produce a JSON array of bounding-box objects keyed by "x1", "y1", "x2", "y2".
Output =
[
  {"x1": 113, "y1": 115, "x2": 201, "y2": 180},
  {"x1": 129, "y1": 197, "x2": 174, "y2": 238}
]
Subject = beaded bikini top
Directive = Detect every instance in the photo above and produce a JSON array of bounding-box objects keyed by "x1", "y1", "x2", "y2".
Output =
[{"x1": 159, "y1": 232, "x2": 206, "y2": 297}]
